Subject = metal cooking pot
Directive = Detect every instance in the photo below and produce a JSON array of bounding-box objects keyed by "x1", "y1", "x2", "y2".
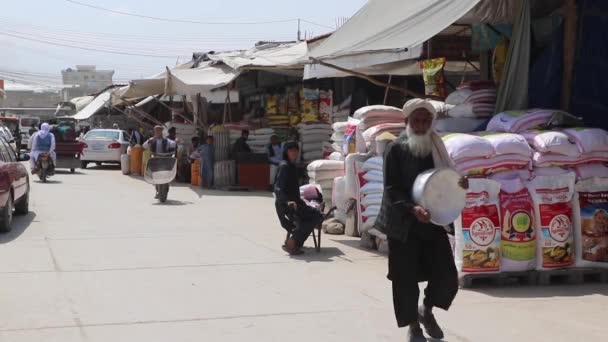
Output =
[{"x1": 412, "y1": 168, "x2": 466, "y2": 226}]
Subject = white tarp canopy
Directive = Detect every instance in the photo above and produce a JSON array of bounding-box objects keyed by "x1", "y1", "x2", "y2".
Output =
[
  {"x1": 72, "y1": 91, "x2": 111, "y2": 120},
  {"x1": 164, "y1": 62, "x2": 239, "y2": 97},
  {"x1": 207, "y1": 41, "x2": 309, "y2": 71},
  {"x1": 310, "y1": 0, "x2": 481, "y2": 59},
  {"x1": 70, "y1": 96, "x2": 95, "y2": 112},
  {"x1": 111, "y1": 78, "x2": 165, "y2": 106}
]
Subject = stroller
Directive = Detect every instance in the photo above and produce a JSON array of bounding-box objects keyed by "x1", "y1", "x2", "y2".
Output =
[{"x1": 145, "y1": 153, "x2": 177, "y2": 203}]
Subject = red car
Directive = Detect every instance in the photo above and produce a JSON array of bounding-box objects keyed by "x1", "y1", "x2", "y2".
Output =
[{"x1": 0, "y1": 136, "x2": 29, "y2": 232}]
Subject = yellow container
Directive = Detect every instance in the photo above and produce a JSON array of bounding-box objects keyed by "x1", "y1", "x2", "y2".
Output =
[
  {"x1": 129, "y1": 146, "x2": 143, "y2": 175},
  {"x1": 141, "y1": 149, "x2": 152, "y2": 176},
  {"x1": 191, "y1": 160, "x2": 200, "y2": 186}
]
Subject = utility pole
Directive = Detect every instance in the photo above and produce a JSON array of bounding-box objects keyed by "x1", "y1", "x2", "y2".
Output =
[{"x1": 297, "y1": 18, "x2": 301, "y2": 41}]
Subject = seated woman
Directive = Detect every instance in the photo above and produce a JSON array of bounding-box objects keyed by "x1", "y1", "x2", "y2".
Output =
[{"x1": 274, "y1": 142, "x2": 323, "y2": 255}]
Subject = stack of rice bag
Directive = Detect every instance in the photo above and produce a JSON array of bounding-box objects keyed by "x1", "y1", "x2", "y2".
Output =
[
  {"x1": 307, "y1": 160, "x2": 345, "y2": 207},
  {"x1": 246, "y1": 128, "x2": 275, "y2": 154},
  {"x1": 353, "y1": 105, "x2": 404, "y2": 153},
  {"x1": 434, "y1": 81, "x2": 497, "y2": 133},
  {"x1": 357, "y1": 157, "x2": 384, "y2": 234},
  {"x1": 441, "y1": 132, "x2": 531, "y2": 177},
  {"x1": 298, "y1": 122, "x2": 332, "y2": 163}
]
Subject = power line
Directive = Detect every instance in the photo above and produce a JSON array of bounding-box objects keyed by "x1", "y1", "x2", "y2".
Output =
[
  {"x1": 0, "y1": 20, "x2": 295, "y2": 43},
  {"x1": 0, "y1": 31, "x2": 185, "y2": 58},
  {"x1": 64, "y1": 0, "x2": 297, "y2": 25}
]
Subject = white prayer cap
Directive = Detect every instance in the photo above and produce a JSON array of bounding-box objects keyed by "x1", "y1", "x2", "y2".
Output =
[{"x1": 402, "y1": 98, "x2": 437, "y2": 119}]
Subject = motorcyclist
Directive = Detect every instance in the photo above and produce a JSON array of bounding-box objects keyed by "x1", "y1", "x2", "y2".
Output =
[
  {"x1": 30, "y1": 123, "x2": 56, "y2": 174},
  {"x1": 143, "y1": 125, "x2": 176, "y2": 198}
]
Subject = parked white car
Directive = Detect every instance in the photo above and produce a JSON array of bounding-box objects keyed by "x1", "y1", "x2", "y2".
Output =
[{"x1": 80, "y1": 129, "x2": 130, "y2": 168}]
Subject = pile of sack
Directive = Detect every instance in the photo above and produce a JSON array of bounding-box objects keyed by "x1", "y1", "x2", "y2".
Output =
[
  {"x1": 352, "y1": 105, "x2": 404, "y2": 153},
  {"x1": 357, "y1": 157, "x2": 384, "y2": 234},
  {"x1": 433, "y1": 81, "x2": 496, "y2": 133},
  {"x1": 298, "y1": 122, "x2": 332, "y2": 163},
  {"x1": 331, "y1": 121, "x2": 348, "y2": 157},
  {"x1": 228, "y1": 128, "x2": 274, "y2": 155},
  {"x1": 441, "y1": 132, "x2": 531, "y2": 176},
  {"x1": 524, "y1": 128, "x2": 608, "y2": 170},
  {"x1": 307, "y1": 160, "x2": 344, "y2": 207}
]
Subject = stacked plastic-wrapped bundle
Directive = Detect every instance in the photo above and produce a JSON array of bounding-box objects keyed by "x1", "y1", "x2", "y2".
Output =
[
  {"x1": 298, "y1": 122, "x2": 332, "y2": 163},
  {"x1": 353, "y1": 105, "x2": 404, "y2": 153},
  {"x1": 357, "y1": 156, "x2": 384, "y2": 234},
  {"x1": 246, "y1": 128, "x2": 275, "y2": 154},
  {"x1": 432, "y1": 81, "x2": 496, "y2": 133},
  {"x1": 521, "y1": 128, "x2": 608, "y2": 173},
  {"x1": 447, "y1": 81, "x2": 497, "y2": 118},
  {"x1": 442, "y1": 132, "x2": 531, "y2": 177},
  {"x1": 307, "y1": 160, "x2": 344, "y2": 207},
  {"x1": 331, "y1": 121, "x2": 348, "y2": 155}
]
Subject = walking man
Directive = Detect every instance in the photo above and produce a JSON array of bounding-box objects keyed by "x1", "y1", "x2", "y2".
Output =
[{"x1": 375, "y1": 99, "x2": 466, "y2": 342}]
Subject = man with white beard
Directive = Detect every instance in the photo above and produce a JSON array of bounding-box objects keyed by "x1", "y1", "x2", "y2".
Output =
[{"x1": 375, "y1": 99, "x2": 466, "y2": 342}]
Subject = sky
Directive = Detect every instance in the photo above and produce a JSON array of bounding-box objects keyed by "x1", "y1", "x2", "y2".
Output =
[{"x1": 0, "y1": 0, "x2": 367, "y2": 88}]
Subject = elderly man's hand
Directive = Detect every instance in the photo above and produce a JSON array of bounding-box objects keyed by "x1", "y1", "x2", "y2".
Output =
[
  {"x1": 412, "y1": 206, "x2": 431, "y2": 224},
  {"x1": 459, "y1": 176, "x2": 469, "y2": 190}
]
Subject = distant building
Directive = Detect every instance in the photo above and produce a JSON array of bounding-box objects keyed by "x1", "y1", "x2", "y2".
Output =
[
  {"x1": 1, "y1": 83, "x2": 62, "y2": 109},
  {"x1": 61, "y1": 65, "x2": 114, "y2": 100}
]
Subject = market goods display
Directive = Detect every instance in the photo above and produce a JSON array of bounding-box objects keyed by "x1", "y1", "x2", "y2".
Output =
[
  {"x1": 319, "y1": 90, "x2": 333, "y2": 123},
  {"x1": 563, "y1": 127, "x2": 608, "y2": 153},
  {"x1": 486, "y1": 109, "x2": 564, "y2": 133},
  {"x1": 420, "y1": 57, "x2": 447, "y2": 98},
  {"x1": 529, "y1": 173, "x2": 576, "y2": 270},
  {"x1": 574, "y1": 164, "x2": 608, "y2": 180},
  {"x1": 298, "y1": 122, "x2": 332, "y2": 163},
  {"x1": 307, "y1": 160, "x2": 345, "y2": 206},
  {"x1": 498, "y1": 178, "x2": 536, "y2": 272},
  {"x1": 332, "y1": 176, "x2": 349, "y2": 224},
  {"x1": 455, "y1": 179, "x2": 502, "y2": 274},
  {"x1": 521, "y1": 130, "x2": 581, "y2": 157},
  {"x1": 433, "y1": 117, "x2": 487, "y2": 133},
  {"x1": 357, "y1": 156, "x2": 384, "y2": 233},
  {"x1": 573, "y1": 178, "x2": 608, "y2": 268},
  {"x1": 446, "y1": 82, "x2": 497, "y2": 119}
]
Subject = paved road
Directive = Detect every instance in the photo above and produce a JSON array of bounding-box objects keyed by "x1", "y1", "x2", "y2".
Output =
[{"x1": 0, "y1": 167, "x2": 606, "y2": 342}]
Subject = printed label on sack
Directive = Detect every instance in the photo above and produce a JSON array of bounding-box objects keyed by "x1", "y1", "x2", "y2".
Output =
[
  {"x1": 578, "y1": 191, "x2": 608, "y2": 262},
  {"x1": 460, "y1": 191, "x2": 501, "y2": 272},
  {"x1": 539, "y1": 202, "x2": 574, "y2": 268},
  {"x1": 500, "y1": 189, "x2": 536, "y2": 262}
]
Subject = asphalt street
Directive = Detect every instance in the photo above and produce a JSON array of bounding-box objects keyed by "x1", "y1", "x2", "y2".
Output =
[{"x1": 0, "y1": 166, "x2": 606, "y2": 341}]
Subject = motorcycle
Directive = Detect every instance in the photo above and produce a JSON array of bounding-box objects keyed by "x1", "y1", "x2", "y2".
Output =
[
  {"x1": 144, "y1": 152, "x2": 177, "y2": 203},
  {"x1": 36, "y1": 152, "x2": 55, "y2": 183}
]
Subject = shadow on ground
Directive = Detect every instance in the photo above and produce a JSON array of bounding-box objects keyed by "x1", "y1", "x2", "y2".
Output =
[
  {"x1": 152, "y1": 199, "x2": 195, "y2": 206},
  {"x1": 289, "y1": 246, "x2": 345, "y2": 263},
  {"x1": 332, "y1": 238, "x2": 387, "y2": 258},
  {"x1": 0, "y1": 212, "x2": 36, "y2": 244}
]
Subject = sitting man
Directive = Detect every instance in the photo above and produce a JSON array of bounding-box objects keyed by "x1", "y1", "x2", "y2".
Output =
[
  {"x1": 274, "y1": 142, "x2": 322, "y2": 255},
  {"x1": 30, "y1": 123, "x2": 56, "y2": 174}
]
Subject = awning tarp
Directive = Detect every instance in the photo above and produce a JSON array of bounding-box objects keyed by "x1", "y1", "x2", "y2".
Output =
[
  {"x1": 111, "y1": 78, "x2": 165, "y2": 106},
  {"x1": 310, "y1": 0, "x2": 481, "y2": 59},
  {"x1": 208, "y1": 42, "x2": 309, "y2": 71},
  {"x1": 164, "y1": 62, "x2": 239, "y2": 97},
  {"x1": 72, "y1": 91, "x2": 111, "y2": 120}
]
